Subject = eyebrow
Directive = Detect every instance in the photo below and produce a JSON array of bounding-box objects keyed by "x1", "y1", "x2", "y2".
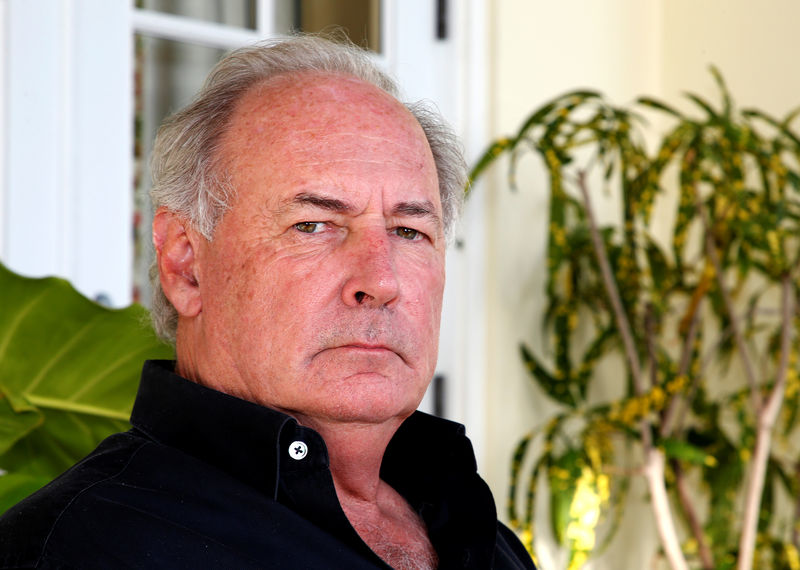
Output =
[
  {"x1": 292, "y1": 192, "x2": 441, "y2": 227},
  {"x1": 392, "y1": 201, "x2": 441, "y2": 227},
  {"x1": 292, "y1": 192, "x2": 354, "y2": 213}
]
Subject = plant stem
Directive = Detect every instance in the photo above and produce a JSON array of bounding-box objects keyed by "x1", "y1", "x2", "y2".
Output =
[
  {"x1": 665, "y1": 304, "x2": 713, "y2": 567},
  {"x1": 672, "y1": 459, "x2": 714, "y2": 569},
  {"x1": 575, "y1": 171, "x2": 642, "y2": 392},
  {"x1": 576, "y1": 170, "x2": 687, "y2": 570},
  {"x1": 794, "y1": 462, "x2": 800, "y2": 549},
  {"x1": 699, "y1": 202, "x2": 762, "y2": 414},
  {"x1": 643, "y1": 448, "x2": 689, "y2": 570},
  {"x1": 645, "y1": 303, "x2": 658, "y2": 390},
  {"x1": 660, "y1": 300, "x2": 702, "y2": 439},
  {"x1": 737, "y1": 274, "x2": 793, "y2": 570}
]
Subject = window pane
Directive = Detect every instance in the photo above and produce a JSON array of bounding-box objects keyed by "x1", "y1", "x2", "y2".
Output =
[
  {"x1": 132, "y1": 36, "x2": 225, "y2": 304},
  {"x1": 140, "y1": 0, "x2": 258, "y2": 30},
  {"x1": 276, "y1": 0, "x2": 382, "y2": 53}
]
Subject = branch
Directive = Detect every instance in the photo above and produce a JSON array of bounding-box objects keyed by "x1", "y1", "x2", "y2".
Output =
[
  {"x1": 660, "y1": 299, "x2": 703, "y2": 439},
  {"x1": 737, "y1": 274, "x2": 794, "y2": 570},
  {"x1": 794, "y1": 462, "x2": 800, "y2": 550},
  {"x1": 576, "y1": 170, "x2": 643, "y2": 393},
  {"x1": 672, "y1": 460, "x2": 714, "y2": 569},
  {"x1": 645, "y1": 303, "x2": 659, "y2": 390},
  {"x1": 643, "y1": 448, "x2": 689, "y2": 570},
  {"x1": 575, "y1": 170, "x2": 688, "y2": 570},
  {"x1": 697, "y1": 199, "x2": 762, "y2": 413}
]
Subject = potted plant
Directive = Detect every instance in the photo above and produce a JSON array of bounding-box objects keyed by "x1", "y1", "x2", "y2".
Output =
[{"x1": 471, "y1": 68, "x2": 800, "y2": 569}]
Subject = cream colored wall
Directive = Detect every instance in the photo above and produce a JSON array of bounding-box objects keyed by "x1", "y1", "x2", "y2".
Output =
[
  {"x1": 483, "y1": 0, "x2": 800, "y2": 567},
  {"x1": 662, "y1": 0, "x2": 800, "y2": 119}
]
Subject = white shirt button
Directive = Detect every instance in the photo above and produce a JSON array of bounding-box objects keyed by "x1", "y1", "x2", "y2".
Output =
[{"x1": 289, "y1": 441, "x2": 308, "y2": 460}]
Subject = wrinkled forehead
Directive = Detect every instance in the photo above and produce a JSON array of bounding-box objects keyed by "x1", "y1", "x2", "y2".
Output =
[
  {"x1": 221, "y1": 71, "x2": 431, "y2": 157},
  {"x1": 213, "y1": 71, "x2": 441, "y2": 217}
]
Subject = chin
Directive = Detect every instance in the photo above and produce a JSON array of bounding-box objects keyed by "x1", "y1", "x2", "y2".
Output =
[
  {"x1": 293, "y1": 367, "x2": 430, "y2": 424},
  {"x1": 316, "y1": 388, "x2": 422, "y2": 425}
]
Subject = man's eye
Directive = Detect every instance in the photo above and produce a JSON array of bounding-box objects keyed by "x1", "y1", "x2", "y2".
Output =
[
  {"x1": 395, "y1": 227, "x2": 421, "y2": 240},
  {"x1": 294, "y1": 222, "x2": 324, "y2": 234}
]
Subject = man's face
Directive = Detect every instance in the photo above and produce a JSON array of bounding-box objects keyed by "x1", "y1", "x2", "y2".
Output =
[{"x1": 186, "y1": 72, "x2": 445, "y2": 427}]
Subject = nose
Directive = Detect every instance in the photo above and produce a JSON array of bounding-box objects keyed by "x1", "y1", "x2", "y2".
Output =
[{"x1": 341, "y1": 230, "x2": 400, "y2": 308}]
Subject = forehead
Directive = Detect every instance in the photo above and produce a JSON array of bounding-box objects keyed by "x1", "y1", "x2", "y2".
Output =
[
  {"x1": 225, "y1": 71, "x2": 428, "y2": 153},
  {"x1": 217, "y1": 71, "x2": 437, "y2": 183}
]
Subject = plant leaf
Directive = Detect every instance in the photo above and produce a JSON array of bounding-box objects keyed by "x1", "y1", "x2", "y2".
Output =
[
  {"x1": 0, "y1": 263, "x2": 173, "y2": 506},
  {"x1": 0, "y1": 263, "x2": 173, "y2": 418},
  {"x1": 637, "y1": 96, "x2": 683, "y2": 118},
  {"x1": 661, "y1": 438, "x2": 712, "y2": 466},
  {"x1": 520, "y1": 343, "x2": 576, "y2": 408},
  {"x1": 0, "y1": 472, "x2": 52, "y2": 513}
]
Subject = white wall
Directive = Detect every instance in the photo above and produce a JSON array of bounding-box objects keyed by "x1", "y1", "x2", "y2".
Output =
[
  {"x1": 482, "y1": 1, "x2": 800, "y2": 567},
  {"x1": 1, "y1": 0, "x2": 132, "y2": 307}
]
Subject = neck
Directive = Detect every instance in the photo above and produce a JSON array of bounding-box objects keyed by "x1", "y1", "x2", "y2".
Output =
[
  {"x1": 296, "y1": 414, "x2": 438, "y2": 569},
  {"x1": 294, "y1": 415, "x2": 402, "y2": 503}
]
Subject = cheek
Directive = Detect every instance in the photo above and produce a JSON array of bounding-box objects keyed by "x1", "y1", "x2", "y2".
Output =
[
  {"x1": 404, "y1": 263, "x2": 445, "y2": 333},
  {"x1": 234, "y1": 254, "x2": 337, "y2": 330}
]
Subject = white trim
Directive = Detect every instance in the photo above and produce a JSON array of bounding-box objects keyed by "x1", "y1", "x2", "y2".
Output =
[
  {"x1": 2, "y1": 0, "x2": 133, "y2": 305},
  {"x1": 255, "y1": 0, "x2": 274, "y2": 37},
  {"x1": 0, "y1": 0, "x2": 6, "y2": 259},
  {"x1": 378, "y1": 0, "x2": 395, "y2": 74},
  {"x1": 457, "y1": 0, "x2": 489, "y2": 470},
  {"x1": 132, "y1": 9, "x2": 262, "y2": 48},
  {"x1": 59, "y1": 0, "x2": 75, "y2": 279}
]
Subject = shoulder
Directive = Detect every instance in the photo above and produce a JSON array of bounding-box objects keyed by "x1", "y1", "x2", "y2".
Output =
[
  {"x1": 0, "y1": 431, "x2": 148, "y2": 569},
  {"x1": 493, "y1": 522, "x2": 538, "y2": 569}
]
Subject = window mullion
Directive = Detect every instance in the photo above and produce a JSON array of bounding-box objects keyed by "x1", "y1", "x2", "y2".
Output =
[
  {"x1": 132, "y1": 8, "x2": 261, "y2": 49},
  {"x1": 255, "y1": 0, "x2": 275, "y2": 37}
]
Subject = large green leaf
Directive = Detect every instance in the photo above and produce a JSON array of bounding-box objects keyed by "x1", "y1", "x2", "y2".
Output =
[{"x1": 0, "y1": 263, "x2": 173, "y2": 506}]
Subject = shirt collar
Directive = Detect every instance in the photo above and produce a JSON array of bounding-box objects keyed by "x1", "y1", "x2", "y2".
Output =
[
  {"x1": 129, "y1": 361, "x2": 477, "y2": 498},
  {"x1": 129, "y1": 360, "x2": 497, "y2": 566},
  {"x1": 130, "y1": 360, "x2": 328, "y2": 499}
]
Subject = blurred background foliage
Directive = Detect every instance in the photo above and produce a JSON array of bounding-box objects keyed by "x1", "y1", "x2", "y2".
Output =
[
  {"x1": 0, "y1": 263, "x2": 173, "y2": 512},
  {"x1": 471, "y1": 68, "x2": 800, "y2": 569}
]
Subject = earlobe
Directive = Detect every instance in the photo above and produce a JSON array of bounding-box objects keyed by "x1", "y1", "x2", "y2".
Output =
[{"x1": 152, "y1": 208, "x2": 202, "y2": 317}]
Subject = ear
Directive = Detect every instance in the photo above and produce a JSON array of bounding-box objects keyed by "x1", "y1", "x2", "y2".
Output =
[{"x1": 152, "y1": 208, "x2": 202, "y2": 318}]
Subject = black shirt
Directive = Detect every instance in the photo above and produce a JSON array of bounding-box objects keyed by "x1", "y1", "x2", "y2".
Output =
[{"x1": 0, "y1": 360, "x2": 535, "y2": 569}]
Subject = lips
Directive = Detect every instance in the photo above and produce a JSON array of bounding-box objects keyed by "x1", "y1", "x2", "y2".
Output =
[
  {"x1": 341, "y1": 343, "x2": 392, "y2": 351},
  {"x1": 316, "y1": 339, "x2": 408, "y2": 365},
  {"x1": 315, "y1": 321, "x2": 411, "y2": 365}
]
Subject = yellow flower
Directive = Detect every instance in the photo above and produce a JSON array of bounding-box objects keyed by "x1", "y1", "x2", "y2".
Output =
[
  {"x1": 518, "y1": 529, "x2": 533, "y2": 553},
  {"x1": 666, "y1": 374, "x2": 688, "y2": 394},
  {"x1": 650, "y1": 386, "x2": 666, "y2": 410},
  {"x1": 568, "y1": 312, "x2": 578, "y2": 331},
  {"x1": 568, "y1": 551, "x2": 588, "y2": 570},
  {"x1": 785, "y1": 544, "x2": 800, "y2": 570},
  {"x1": 785, "y1": 369, "x2": 799, "y2": 399},
  {"x1": 596, "y1": 473, "x2": 610, "y2": 502},
  {"x1": 566, "y1": 467, "x2": 606, "y2": 553},
  {"x1": 766, "y1": 230, "x2": 780, "y2": 256}
]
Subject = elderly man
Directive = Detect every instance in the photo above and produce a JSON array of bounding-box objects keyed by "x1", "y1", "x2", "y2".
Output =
[{"x1": 0, "y1": 36, "x2": 535, "y2": 569}]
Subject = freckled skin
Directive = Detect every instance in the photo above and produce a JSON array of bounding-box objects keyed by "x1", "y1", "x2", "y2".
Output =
[{"x1": 175, "y1": 72, "x2": 445, "y2": 428}]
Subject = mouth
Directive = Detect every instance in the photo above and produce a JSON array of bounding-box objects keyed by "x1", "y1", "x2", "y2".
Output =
[
  {"x1": 343, "y1": 342, "x2": 392, "y2": 350},
  {"x1": 317, "y1": 342, "x2": 407, "y2": 365},
  {"x1": 336, "y1": 343, "x2": 397, "y2": 356}
]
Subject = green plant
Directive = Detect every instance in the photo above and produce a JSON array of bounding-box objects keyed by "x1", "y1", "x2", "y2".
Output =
[
  {"x1": 0, "y1": 263, "x2": 173, "y2": 512},
  {"x1": 471, "y1": 69, "x2": 800, "y2": 570}
]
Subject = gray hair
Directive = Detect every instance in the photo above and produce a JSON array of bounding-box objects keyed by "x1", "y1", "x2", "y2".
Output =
[{"x1": 149, "y1": 34, "x2": 466, "y2": 344}]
